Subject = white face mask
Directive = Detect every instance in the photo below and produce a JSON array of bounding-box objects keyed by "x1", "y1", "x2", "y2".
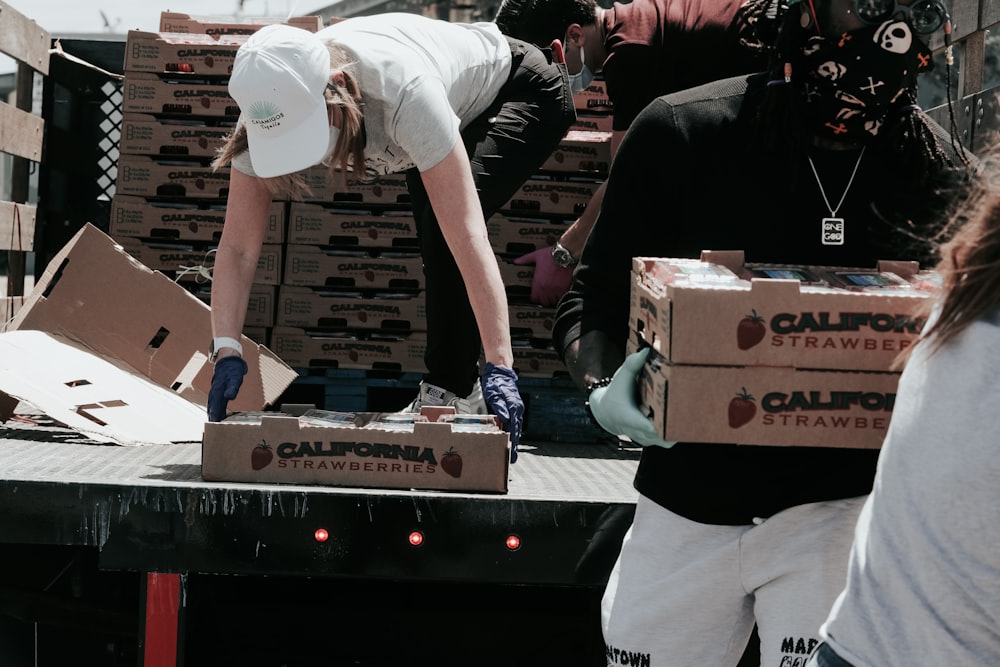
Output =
[{"x1": 564, "y1": 43, "x2": 594, "y2": 94}]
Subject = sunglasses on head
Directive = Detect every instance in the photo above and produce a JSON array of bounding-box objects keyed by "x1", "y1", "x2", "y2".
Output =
[{"x1": 854, "y1": 0, "x2": 950, "y2": 34}]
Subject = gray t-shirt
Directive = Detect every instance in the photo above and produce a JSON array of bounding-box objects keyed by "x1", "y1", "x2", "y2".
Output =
[
  {"x1": 820, "y1": 305, "x2": 1000, "y2": 665},
  {"x1": 233, "y1": 13, "x2": 511, "y2": 177}
]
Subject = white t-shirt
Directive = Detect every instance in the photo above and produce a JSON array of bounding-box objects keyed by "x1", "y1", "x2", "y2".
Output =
[{"x1": 233, "y1": 13, "x2": 511, "y2": 177}]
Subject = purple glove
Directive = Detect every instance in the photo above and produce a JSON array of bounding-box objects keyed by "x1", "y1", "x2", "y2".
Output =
[
  {"x1": 512, "y1": 246, "x2": 575, "y2": 306},
  {"x1": 481, "y1": 362, "x2": 524, "y2": 463},
  {"x1": 208, "y1": 355, "x2": 248, "y2": 422}
]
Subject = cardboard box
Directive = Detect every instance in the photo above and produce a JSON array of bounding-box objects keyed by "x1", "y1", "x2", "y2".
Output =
[
  {"x1": 159, "y1": 11, "x2": 323, "y2": 35},
  {"x1": 630, "y1": 252, "x2": 932, "y2": 371},
  {"x1": 570, "y1": 113, "x2": 613, "y2": 134},
  {"x1": 499, "y1": 260, "x2": 534, "y2": 299},
  {"x1": 119, "y1": 113, "x2": 234, "y2": 158},
  {"x1": 123, "y1": 30, "x2": 245, "y2": 75},
  {"x1": 284, "y1": 245, "x2": 424, "y2": 290},
  {"x1": 277, "y1": 286, "x2": 426, "y2": 331},
  {"x1": 502, "y1": 177, "x2": 601, "y2": 217},
  {"x1": 270, "y1": 327, "x2": 427, "y2": 372},
  {"x1": 572, "y1": 78, "x2": 612, "y2": 113},
  {"x1": 298, "y1": 168, "x2": 413, "y2": 206},
  {"x1": 122, "y1": 71, "x2": 239, "y2": 118},
  {"x1": 487, "y1": 214, "x2": 568, "y2": 257},
  {"x1": 201, "y1": 407, "x2": 510, "y2": 493},
  {"x1": 0, "y1": 330, "x2": 209, "y2": 445},
  {"x1": 507, "y1": 344, "x2": 569, "y2": 379},
  {"x1": 287, "y1": 203, "x2": 418, "y2": 248},
  {"x1": 637, "y1": 347, "x2": 897, "y2": 449},
  {"x1": 109, "y1": 194, "x2": 284, "y2": 244},
  {"x1": 540, "y1": 130, "x2": 612, "y2": 174},
  {"x1": 187, "y1": 283, "x2": 276, "y2": 329},
  {"x1": 117, "y1": 237, "x2": 283, "y2": 285},
  {"x1": 116, "y1": 154, "x2": 231, "y2": 199},
  {"x1": 508, "y1": 303, "x2": 556, "y2": 339},
  {"x1": 0, "y1": 224, "x2": 296, "y2": 443}
]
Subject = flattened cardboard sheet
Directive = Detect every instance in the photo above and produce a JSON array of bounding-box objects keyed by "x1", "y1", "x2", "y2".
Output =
[
  {"x1": 0, "y1": 331, "x2": 205, "y2": 445},
  {"x1": 0, "y1": 223, "x2": 297, "y2": 442}
]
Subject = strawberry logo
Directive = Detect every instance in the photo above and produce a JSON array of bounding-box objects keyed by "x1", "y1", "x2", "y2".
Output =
[
  {"x1": 736, "y1": 309, "x2": 766, "y2": 350},
  {"x1": 251, "y1": 440, "x2": 274, "y2": 470},
  {"x1": 440, "y1": 448, "x2": 463, "y2": 478},
  {"x1": 728, "y1": 388, "x2": 757, "y2": 428}
]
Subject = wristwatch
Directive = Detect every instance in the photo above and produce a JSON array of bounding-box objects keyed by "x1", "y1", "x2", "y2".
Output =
[
  {"x1": 209, "y1": 336, "x2": 244, "y2": 362},
  {"x1": 551, "y1": 241, "x2": 578, "y2": 269}
]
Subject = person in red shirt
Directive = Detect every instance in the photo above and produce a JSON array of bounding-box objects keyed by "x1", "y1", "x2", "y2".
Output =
[{"x1": 495, "y1": 0, "x2": 767, "y2": 304}]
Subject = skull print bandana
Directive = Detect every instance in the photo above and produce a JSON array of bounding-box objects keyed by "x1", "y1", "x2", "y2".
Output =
[{"x1": 793, "y1": 20, "x2": 933, "y2": 142}]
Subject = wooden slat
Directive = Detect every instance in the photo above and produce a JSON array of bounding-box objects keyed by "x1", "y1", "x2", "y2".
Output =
[
  {"x1": 0, "y1": 201, "x2": 36, "y2": 252},
  {"x1": 0, "y1": 1, "x2": 50, "y2": 75},
  {"x1": 982, "y1": 0, "x2": 1000, "y2": 29},
  {"x1": 0, "y1": 103, "x2": 43, "y2": 162},
  {"x1": 971, "y1": 89, "x2": 1000, "y2": 155}
]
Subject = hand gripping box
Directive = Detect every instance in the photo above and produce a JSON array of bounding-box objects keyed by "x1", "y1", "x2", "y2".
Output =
[
  {"x1": 0, "y1": 224, "x2": 296, "y2": 445},
  {"x1": 629, "y1": 251, "x2": 934, "y2": 372},
  {"x1": 202, "y1": 407, "x2": 510, "y2": 493},
  {"x1": 636, "y1": 345, "x2": 898, "y2": 449}
]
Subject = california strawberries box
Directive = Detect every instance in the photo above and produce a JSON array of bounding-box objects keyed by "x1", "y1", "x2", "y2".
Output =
[
  {"x1": 629, "y1": 251, "x2": 936, "y2": 372},
  {"x1": 636, "y1": 345, "x2": 897, "y2": 449},
  {"x1": 202, "y1": 407, "x2": 510, "y2": 492}
]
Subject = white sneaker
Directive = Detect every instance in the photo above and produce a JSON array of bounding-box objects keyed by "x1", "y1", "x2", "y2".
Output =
[{"x1": 401, "y1": 380, "x2": 488, "y2": 415}]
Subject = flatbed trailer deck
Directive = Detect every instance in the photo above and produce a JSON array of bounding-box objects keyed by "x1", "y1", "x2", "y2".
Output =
[{"x1": 0, "y1": 403, "x2": 639, "y2": 666}]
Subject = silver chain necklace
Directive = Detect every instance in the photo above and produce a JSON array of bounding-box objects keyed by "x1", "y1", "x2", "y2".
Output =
[{"x1": 808, "y1": 146, "x2": 866, "y2": 246}]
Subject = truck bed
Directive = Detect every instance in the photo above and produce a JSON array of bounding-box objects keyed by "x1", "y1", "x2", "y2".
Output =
[{"x1": 0, "y1": 403, "x2": 639, "y2": 586}]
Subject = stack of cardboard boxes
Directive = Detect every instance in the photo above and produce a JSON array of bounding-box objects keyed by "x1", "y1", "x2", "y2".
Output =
[
  {"x1": 629, "y1": 250, "x2": 938, "y2": 449},
  {"x1": 491, "y1": 77, "x2": 612, "y2": 379}
]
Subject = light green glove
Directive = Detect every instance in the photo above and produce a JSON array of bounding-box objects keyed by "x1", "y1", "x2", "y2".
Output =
[{"x1": 588, "y1": 347, "x2": 676, "y2": 448}]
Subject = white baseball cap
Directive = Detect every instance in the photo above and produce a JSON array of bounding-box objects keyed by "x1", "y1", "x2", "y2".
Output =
[{"x1": 229, "y1": 24, "x2": 332, "y2": 178}]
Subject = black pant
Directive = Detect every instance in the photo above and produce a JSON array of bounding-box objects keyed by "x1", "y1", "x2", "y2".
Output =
[{"x1": 406, "y1": 36, "x2": 575, "y2": 394}]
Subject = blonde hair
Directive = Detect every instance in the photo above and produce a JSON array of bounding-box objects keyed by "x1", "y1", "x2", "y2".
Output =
[{"x1": 212, "y1": 42, "x2": 367, "y2": 197}]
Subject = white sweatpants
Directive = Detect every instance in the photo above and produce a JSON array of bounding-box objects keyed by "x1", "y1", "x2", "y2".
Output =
[{"x1": 602, "y1": 494, "x2": 866, "y2": 667}]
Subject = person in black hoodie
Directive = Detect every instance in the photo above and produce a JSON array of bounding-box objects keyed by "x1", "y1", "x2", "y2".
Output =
[{"x1": 551, "y1": 0, "x2": 974, "y2": 663}]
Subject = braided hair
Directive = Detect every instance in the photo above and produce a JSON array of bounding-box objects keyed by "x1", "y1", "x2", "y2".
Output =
[{"x1": 732, "y1": 0, "x2": 974, "y2": 264}]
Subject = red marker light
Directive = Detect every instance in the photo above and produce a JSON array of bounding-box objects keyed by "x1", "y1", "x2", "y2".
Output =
[
  {"x1": 408, "y1": 531, "x2": 424, "y2": 547},
  {"x1": 505, "y1": 534, "x2": 521, "y2": 551},
  {"x1": 314, "y1": 528, "x2": 329, "y2": 543}
]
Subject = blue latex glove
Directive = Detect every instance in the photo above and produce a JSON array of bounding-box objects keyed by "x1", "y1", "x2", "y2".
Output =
[
  {"x1": 512, "y1": 246, "x2": 575, "y2": 306},
  {"x1": 481, "y1": 362, "x2": 525, "y2": 463},
  {"x1": 207, "y1": 355, "x2": 248, "y2": 422},
  {"x1": 588, "y1": 347, "x2": 675, "y2": 448}
]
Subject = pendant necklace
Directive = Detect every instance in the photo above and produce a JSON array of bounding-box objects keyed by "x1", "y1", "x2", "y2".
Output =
[{"x1": 808, "y1": 146, "x2": 866, "y2": 246}]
